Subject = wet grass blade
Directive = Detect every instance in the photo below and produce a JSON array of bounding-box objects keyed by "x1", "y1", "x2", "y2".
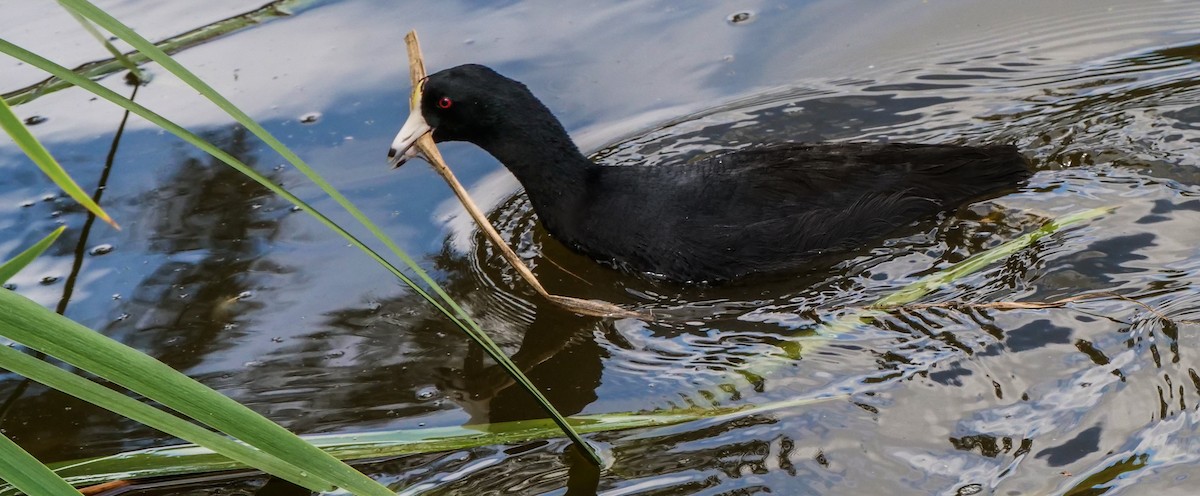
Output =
[
  {"x1": 869, "y1": 206, "x2": 1115, "y2": 309},
  {"x1": 54, "y1": 0, "x2": 597, "y2": 461},
  {"x1": 56, "y1": 0, "x2": 475, "y2": 332},
  {"x1": 0, "y1": 289, "x2": 391, "y2": 496},
  {"x1": 57, "y1": 2, "x2": 144, "y2": 82},
  {"x1": 0, "y1": 97, "x2": 118, "y2": 229},
  {"x1": 0, "y1": 344, "x2": 335, "y2": 493},
  {"x1": 11, "y1": 394, "x2": 840, "y2": 491},
  {"x1": 0, "y1": 34, "x2": 574, "y2": 493},
  {"x1": 0, "y1": 434, "x2": 82, "y2": 495},
  {"x1": 0, "y1": 226, "x2": 66, "y2": 284},
  {"x1": 4, "y1": 0, "x2": 322, "y2": 106},
  {"x1": 0, "y1": 40, "x2": 444, "y2": 331},
  {"x1": 789, "y1": 207, "x2": 1114, "y2": 350},
  {"x1": 0, "y1": 39, "x2": 407, "y2": 495}
]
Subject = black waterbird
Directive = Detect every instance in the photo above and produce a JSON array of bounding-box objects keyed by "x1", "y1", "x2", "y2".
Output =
[{"x1": 389, "y1": 64, "x2": 1031, "y2": 283}]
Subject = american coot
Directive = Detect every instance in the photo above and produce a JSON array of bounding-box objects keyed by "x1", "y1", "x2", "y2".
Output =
[{"x1": 389, "y1": 64, "x2": 1031, "y2": 282}]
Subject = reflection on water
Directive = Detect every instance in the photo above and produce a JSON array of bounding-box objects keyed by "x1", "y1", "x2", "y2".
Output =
[{"x1": 3, "y1": 0, "x2": 1200, "y2": 494}]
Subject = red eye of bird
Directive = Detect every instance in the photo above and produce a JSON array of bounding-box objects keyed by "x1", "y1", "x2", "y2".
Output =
[{"x1": 437, "y1": 96, "x2": 453, "y2": 109}]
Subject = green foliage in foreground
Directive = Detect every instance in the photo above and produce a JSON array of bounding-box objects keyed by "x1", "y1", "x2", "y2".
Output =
[
  {"x1": 0, "y1": 287, "x2": 388, "y2": 494},
  {"x1": 54, "y1": 0, "x2": 599, "y2": 462},
  {"x1": 0, "y1": 1, "x2": 1116, "y2": 493},
  {"x1": 0, "y1": 227, "x2": 65, "y2": 285},
  {"x1": 0, "y1": 97, "x2": 116, "y2": 229},
  {"x1": 0, "y1": 424, "x2": 82, "y2": 496},
  {"x1": 32, "y1": 395, "x2": 839, "y2": 490},
  {"x1": 0, "y1": 0, "x2": 594, "y2": 490},
  {"x1": 0, "y1": 205, "x2": 1111, "y2": 492}
]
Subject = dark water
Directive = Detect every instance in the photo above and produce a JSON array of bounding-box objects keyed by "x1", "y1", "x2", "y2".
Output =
[{"x1": 3, "y1": 0, "x2": 1200, "y2": 494}]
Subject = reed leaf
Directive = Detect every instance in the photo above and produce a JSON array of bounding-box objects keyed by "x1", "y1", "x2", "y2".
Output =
[
  {"x1": 53, "y1": 0, "x2": 594, "y2": 459},
  {"x1": 0, "y1": 206, "x2": 1113, "y2": 491},
  {"x1": 0, "y1": 226, "x2": 65, "y2": 284},
  {"x1": 0, "y1": 344, "x2": 334, "y2": 493},
  {"x1": 869, "y1": 206, "x2": 1114, "y2": 309},
  {"x1": 0, "y1": 434, "x2": 81, "y2": 496},
  {"x1": 0, "y1": 288, "x2": 392, "y2": 496},
  {"x1": 0, "y1": 32, "x2": 573, "y2": 492},
  {"x1": 0, "y1": 97, "x2": 117, "y2": 229},
  {"x1": 6, "y1": 394, "x2": 840, "y2": 492},
  {"x1": 57, "y1": 1, "x2": 144, "y2": 82},
  {"x1": 4, "y1": 0, "x2": 320, "y2": 106},
  {"x1": 56, "y1": 0, "x2": 475, "y2": 332}
]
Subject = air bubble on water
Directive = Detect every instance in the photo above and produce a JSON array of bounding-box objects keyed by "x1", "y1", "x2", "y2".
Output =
[
  {"x1": 89, "y1": 244, "x2": 114, "y2": 256},
  {"x1": 416, "y1": 386, "x2": 439, "y2": 401},
  {"x1": 727, "y1": 11, "x2": 754, "y2": 24}
]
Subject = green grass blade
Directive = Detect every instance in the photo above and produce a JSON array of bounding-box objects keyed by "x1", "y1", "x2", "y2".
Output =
[
  {"x1": 0, "y1": 434, "x2": 81, "y2": 495},
  {"x1": 869, "y1": 206, "x2": 1113, "y2": 309},
  {"x1": 0, "y1": 344, "x2": 335, "y2": 493},
  {"x1": 54, "y1": 0, "x2": 598, "y2": 462},
  {"x1": 778, "y1": 206, "x2": 1115, "y2": 351},
  {"x1": 57, "y1": 2, "x2": 144, "y2": 82},
  {"x1": 0, "y1": 40, "x2": 444, "y2": 320},
  {"x1": 56, "y1": 0, "x2": 474, "y2": 338},
  {"x1": 4, "y1": 0, "x2": 322, "y2": 106},
  {"x1": 0, "y1": 289, "x2": 392, "y2": 496},
  {"x1": 0, "y1": 97, "x2": 118, "y2": 229},
  {"x1": 8, "y1": 394, "x2": 841, "y2": 492},
  {"x1": 0, "y1": 226, "x2": 66, "y2": 284}
]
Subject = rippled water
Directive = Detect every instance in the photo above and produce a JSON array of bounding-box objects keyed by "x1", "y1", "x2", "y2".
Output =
[{"x1": 3, "y1": 0, "x2": 1200, "y2": 494}]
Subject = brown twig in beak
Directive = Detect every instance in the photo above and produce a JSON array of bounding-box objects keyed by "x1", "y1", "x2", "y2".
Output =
[{"x1": 403, "y1": 31, "x2": 643, "y2": 319}]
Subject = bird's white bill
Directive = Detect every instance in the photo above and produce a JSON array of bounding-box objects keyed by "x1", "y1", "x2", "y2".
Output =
[{"x1": 388, "y1": 110, "x2": 432, "y2": 168}]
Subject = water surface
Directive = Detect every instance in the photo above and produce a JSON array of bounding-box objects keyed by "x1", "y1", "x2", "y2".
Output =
[{"x1": 2, "y1": 0, "x2": 1200, "y2": 494}]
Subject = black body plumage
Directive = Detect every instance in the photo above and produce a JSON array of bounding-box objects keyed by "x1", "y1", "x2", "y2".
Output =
[{"x1": 400, "y1": 64, "x2": 1031, "y2": 282}]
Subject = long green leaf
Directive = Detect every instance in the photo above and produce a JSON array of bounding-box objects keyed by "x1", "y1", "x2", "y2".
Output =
[
  {"x1": 793, "y1": 207, "x2": 1114, "y2": 352},
  {"x1": 0, "y1": 226, "x2": 66, "y2": 284},
  {"x1": 869, "y1": 206, "x2": 1114, "y2": 309},
  {"x1": 6, "y1": 394, "x2": 839, "y2": 492},
  {"x1": 0, "y1": 206, "x2": 1114, "y2": 491},
  {"x1": 3, "y1": 0, "x2": 322, "y2": 106},
  {"x1": 55, "y1": 0, "x2": 597, "y2": 463},
  {"x1": 0, "y1": 344, "x2": 334, "y2": 493},
  {"x1": 57, "y1": 2, "x2": 144, "y2": 82},
  {"x1": 0, "y1": 97, "x2": 117, "y2": 229},
  {"x1": 0, "y1": 40, "x2": 393, "y2": 492},
  {"x1": 0, "y1": 289, "x2": 390, "y2": 495},
  {"x1": 55, "y1": 0, "x2": 473, "y2": 345},
  {"x1": 0, "y1": 434, "x2": 81, "y2": 495}
]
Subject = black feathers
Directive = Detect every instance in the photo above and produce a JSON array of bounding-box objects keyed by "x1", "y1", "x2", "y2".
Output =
[{"x1": 412, "y1": 65, "x2": 1031, "y2": 282}]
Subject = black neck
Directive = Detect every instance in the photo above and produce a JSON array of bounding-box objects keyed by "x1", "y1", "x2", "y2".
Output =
[{"x1": 476, "y1": 107, "x2": 595, "y2": 242}]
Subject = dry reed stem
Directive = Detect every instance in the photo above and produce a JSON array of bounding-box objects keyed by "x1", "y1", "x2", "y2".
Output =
[{"x1": 886, "y1": 291, "x2": 1198, "y2": 326}]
